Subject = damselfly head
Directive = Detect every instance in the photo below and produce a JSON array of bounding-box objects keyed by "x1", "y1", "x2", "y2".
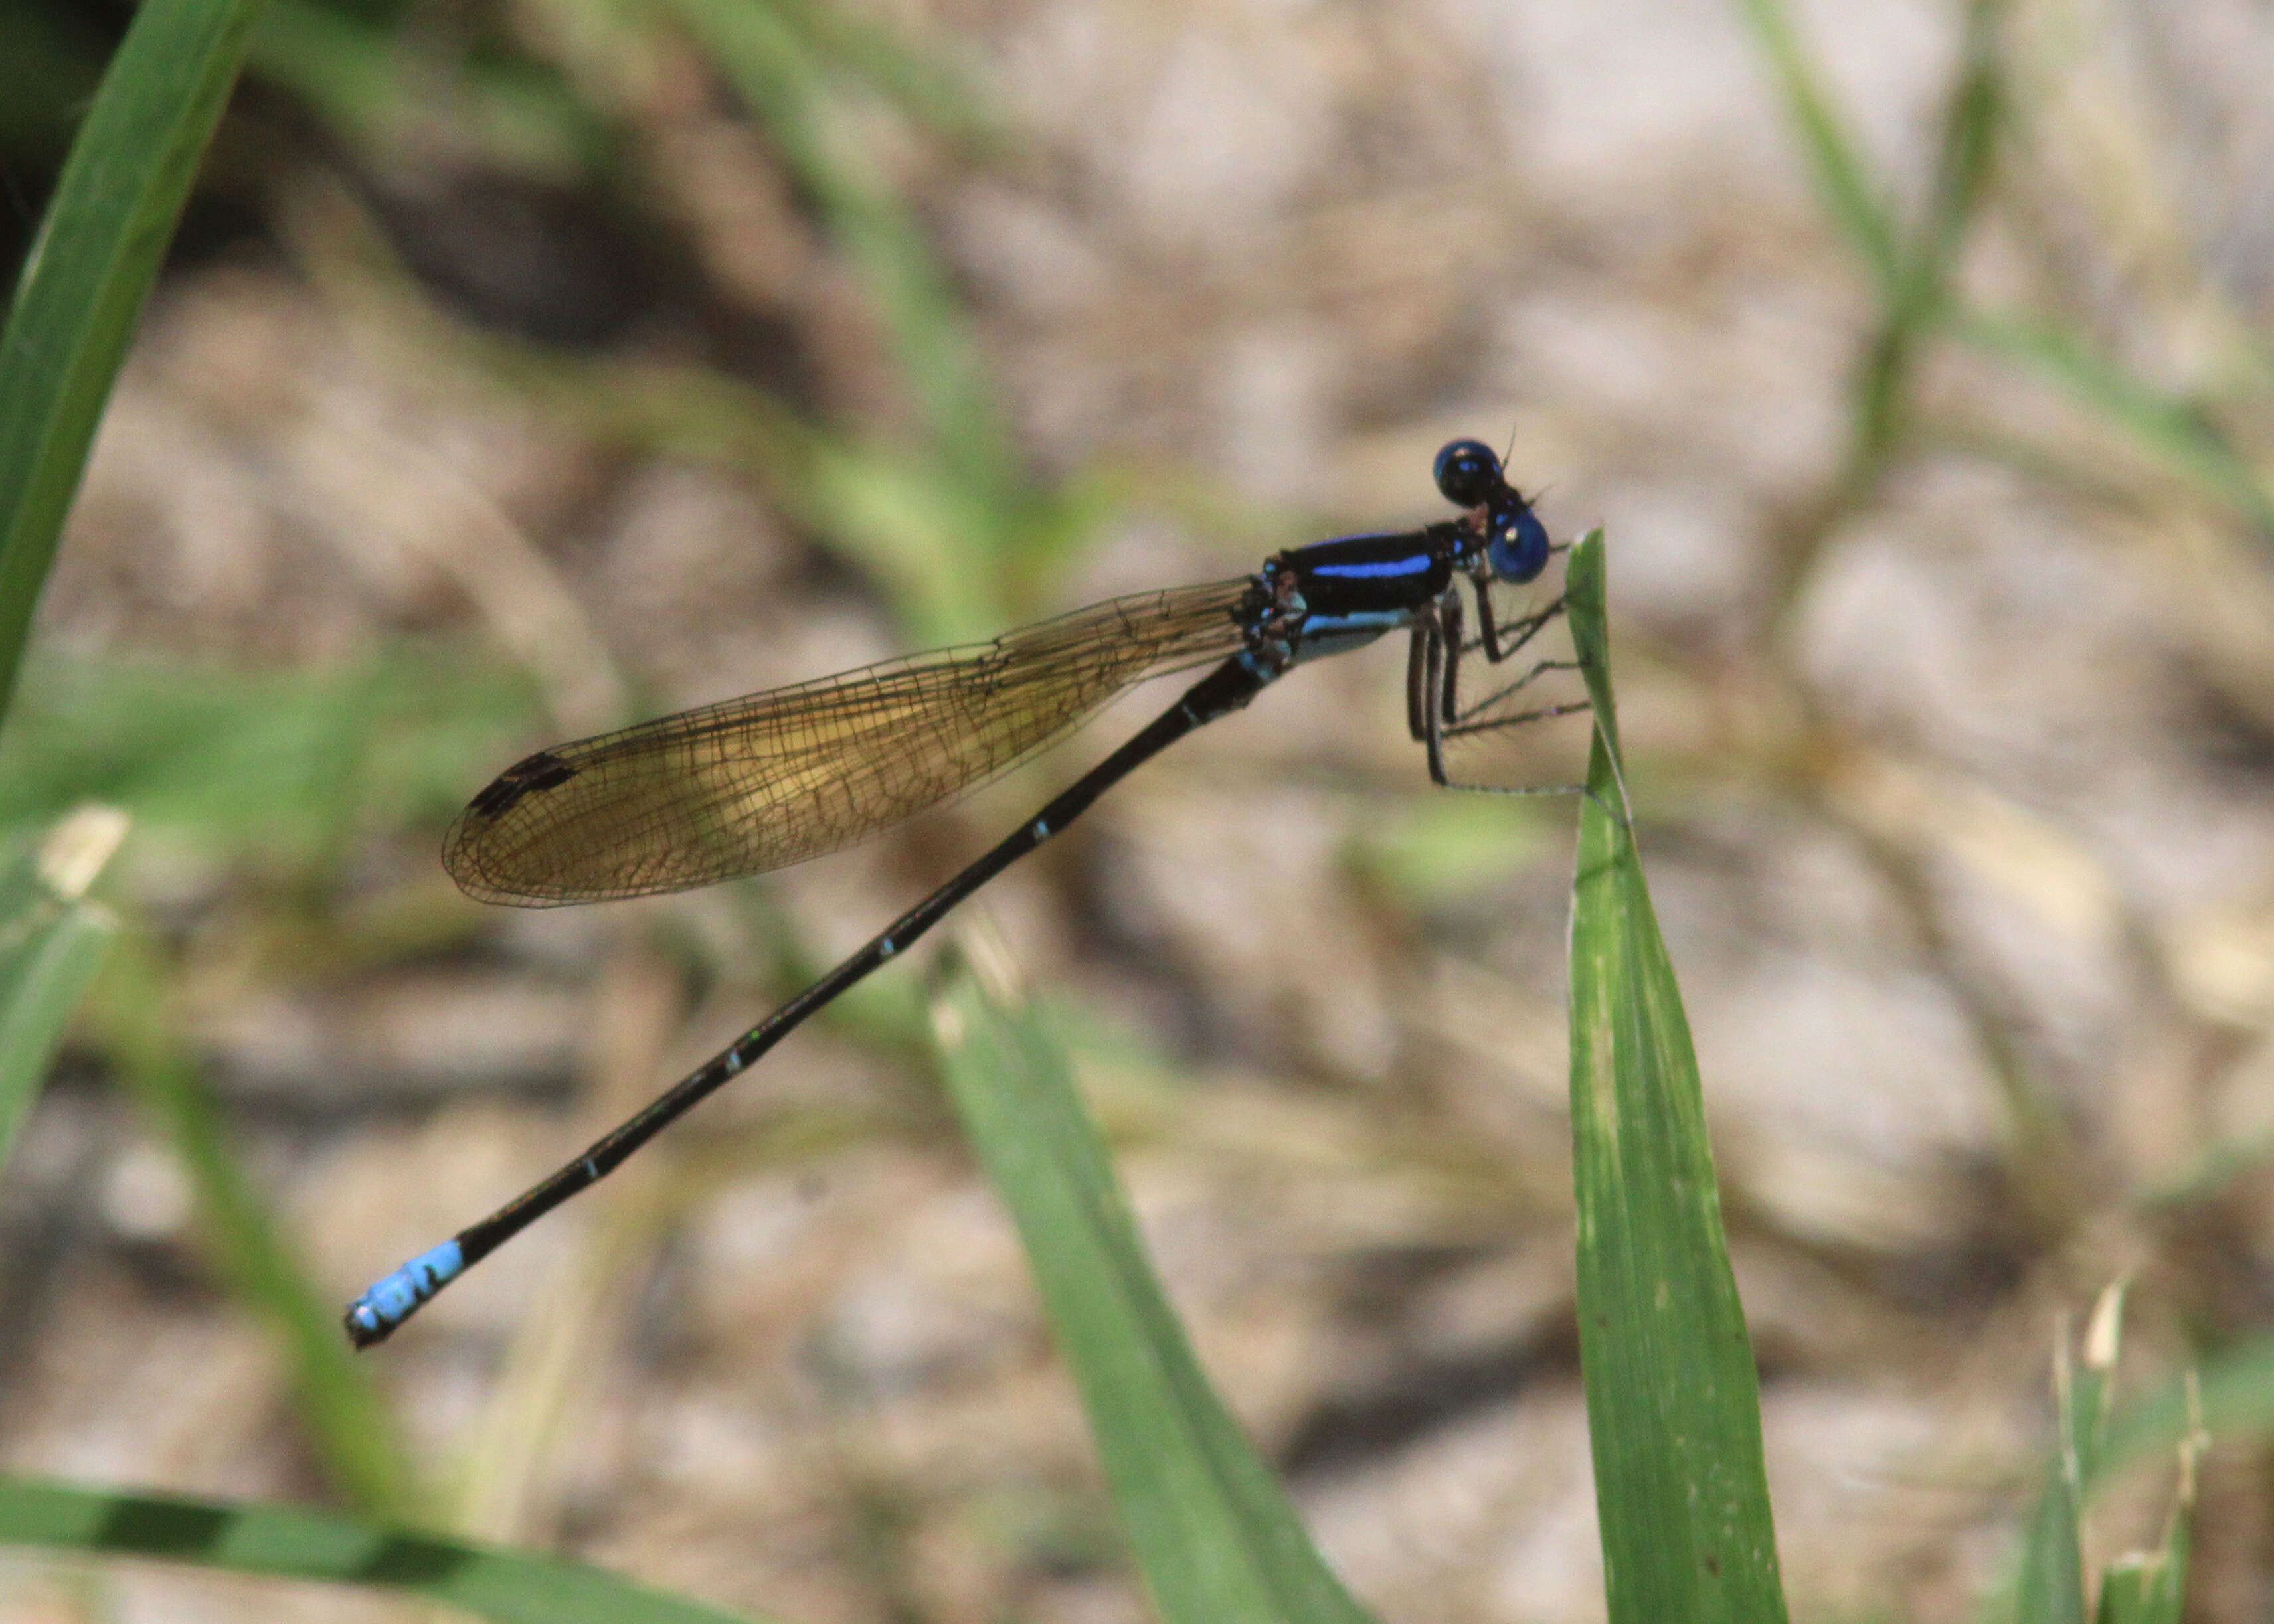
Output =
[
  {"x1": 1433, "y1": 438, "x2": 1505, "y2": 509},
  {"x1": 1485, "y1": 497, "x2": 1551, "y2": 584}
]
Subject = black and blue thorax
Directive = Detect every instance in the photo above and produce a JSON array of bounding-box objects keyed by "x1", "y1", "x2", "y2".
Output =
[
  {"x1": 1257, "y1": 530, "x2": 1459, "y2": 668},
  {"x1": 1233, "y1": 440, "x2": 1549, "y2": 679}
]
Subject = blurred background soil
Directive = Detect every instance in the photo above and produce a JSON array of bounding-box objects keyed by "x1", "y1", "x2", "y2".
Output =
[{"x1": 5, "y1": 0, "x2": 2274, "y2": 1618}]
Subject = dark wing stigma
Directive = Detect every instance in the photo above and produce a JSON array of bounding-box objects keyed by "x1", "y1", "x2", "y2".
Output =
[{"x1": 466, "y1": 752, "x2": 582, "y2": 821}]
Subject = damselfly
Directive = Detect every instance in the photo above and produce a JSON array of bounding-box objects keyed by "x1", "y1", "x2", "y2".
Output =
[{"x1": 345, "y1": 438, "x2": 1583, "y2": 1346}]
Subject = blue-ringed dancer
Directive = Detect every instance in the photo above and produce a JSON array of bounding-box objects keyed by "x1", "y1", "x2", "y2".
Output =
[{"x1": 345, "y1": 438, "x2": 1581, "y2": 1346}]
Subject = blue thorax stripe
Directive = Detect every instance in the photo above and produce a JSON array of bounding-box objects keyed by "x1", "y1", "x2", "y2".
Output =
[{"x1": 1309, "y1": 554, "x2": 1433, "y2": 579}]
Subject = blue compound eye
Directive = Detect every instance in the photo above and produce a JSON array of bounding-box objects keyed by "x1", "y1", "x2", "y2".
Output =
[
  {"x1": 1433, "y1": 438, "x2": 1503, "y2": 509},
  {"x1": 1486, "y1": 501, "x2": 1551, "y2": 582}
]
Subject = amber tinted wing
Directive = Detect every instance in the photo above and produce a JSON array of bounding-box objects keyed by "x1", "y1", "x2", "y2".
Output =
[{"x1": 444, "y1": 580, "x2": 1255, "y2": 905}]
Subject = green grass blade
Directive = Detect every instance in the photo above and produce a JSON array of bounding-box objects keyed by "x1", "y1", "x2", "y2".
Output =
[
  {"x1": 1563, "y1": 531, "x2": 1789, "y2": 1624},
  {"x1": 2014, "y1": 1313, "x2": 2099, "y2": 1624},
  {"x1": 2066, "y1": 1285, "x2": 2124, "y2": 1491},
  {"x1": 1842, "y1": 0, "x2": 2003, "y2": 459},
  {"x1": 82, "y1": 932, "x2": 416, "y2": 1520},
  {"x1": 1956, "y1": 313, "x2": 2274, "y2": 534},
  {"x1": 248, "y1": 0, "x2": 604, "y2": 183},
  {"x1": 0, "y1": 809, "x2": 126, "y2": 1179},
  {"x1": 0, "y1": 904, "x2": 111, "y2": 1172},
  {"x1": 764, "y1": 0, "x2": 996, "y2": 151},
  {"x1": 0, "y1": 1477, "x2": 778, "y2": 1623},
  {"x1": 2014, "y1": 1467, "x2": 2087, "y2": 1624},
  {"x1": 0, "y1": 0, "x2": 268, "y2": 721},
  {"x1": 659, "y1": 0, "x2": 1056, "y2": 643},
  {"x1": 663, "y1": 0, "x2": 1004, "y2": 471},
  {"x1": 0, "y1": 646, "x2": 542, "y2": 849},
  {"x1": 2095, "y1": 1549, "x2": 2184, "y2": 1624},
  {"x1": 2093, "y1": 1377, "x2": 2200, "y2": 1624},
  {"x1": 2102, "y1": 1335, "x2": 2274, "y2": 1473},
  {"x1": 1729, "y1": 0, "x2": 1903, "y2": 293},
  {"x1": 1918, "y1": 0, "x2": 2005, "y2": 281},
  {"x1": 930, "y1": 939, "x2": 1374, "y2": 1624}
]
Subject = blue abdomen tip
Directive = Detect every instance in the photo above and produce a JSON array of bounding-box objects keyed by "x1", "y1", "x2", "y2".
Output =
[{"x1": 344, "y1": 1240, "x2": 464, "y2": 1346}]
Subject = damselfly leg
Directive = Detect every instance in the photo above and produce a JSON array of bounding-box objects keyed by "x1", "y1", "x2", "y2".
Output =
[{"x1": 1408, "y1": 574, "x2": 1589, "y2": 794}]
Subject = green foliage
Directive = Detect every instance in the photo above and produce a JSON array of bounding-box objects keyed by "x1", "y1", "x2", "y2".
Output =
[
  {"x1": 1729, "y1": 0, "x2": 1902, "y2": 294},
  {"x1": 2016, "y1": 1333, "x2": 2094, "y2": 1624},
  {"x1": 0, "y1": 810, "x2": 123, "y2": 1180},
  {"x1": 2095, "y1": 1544, "x2": 2187, "y2": 1624},
  {"x1": 80, "y1": 928, "x2": 418, "y2": 1518},
  {"x1": 2104, "y1": 1331, "x2": 2274, "y2": 1469},
  {"x1": 0, "y1": 640, "x2": 751, "y2": 1621},
  {"x1": 3, "y1": 0, "x2": 2237, "y2": 1616},
  {"x1": 930, "y1": 936, "x2": 1376, "y2": 1624},
  {"x1": 0, "y1": 1478, "x2": 780, "y2": 1623},
  {"x1": 0, "y1": 648, "x2": 541, "y2": 857},
  {"x1": 0, "y1": 640, "x2": 547, "y2": 1519},
  {"x1": 1357, "y1": 794, "x2": 1556, "y2": 907},
  {"x1": 248, "y1": 0, "x2": 608, "y2": 183},
  {"x1": 2012, "y1": 1288, "x2": 2200, "y2": 1624},
  {"x1": 0, "y1": 0, "x2": 440, "y2": 1556},
  {"x1": 1737, "y1": 0, "x2": 2274, "y2": 546},
  {"x1": 0, "y1": 0, "x2": 268, "y2": 720},
  {"x1": 1958, "y1": 313, "x2": 2274, "y2": 532},
  {"x1": 659, "y1": 0, "x2": 1100, "y2": 641},
  {"x1": 1563, "y1": 532, "x2": 1788, "y2": 1623},
  {"x1": 0, "y1": 0, "x2": 1132, "y2": 1610},
  {"x1": 1726, "y1": 6, "x2": 2253, "y2": 1607}
]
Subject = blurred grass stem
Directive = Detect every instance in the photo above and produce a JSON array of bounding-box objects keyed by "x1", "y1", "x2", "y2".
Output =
[{"x1": 83, "y1": 928, "x2": 417, "y2": 1520}]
